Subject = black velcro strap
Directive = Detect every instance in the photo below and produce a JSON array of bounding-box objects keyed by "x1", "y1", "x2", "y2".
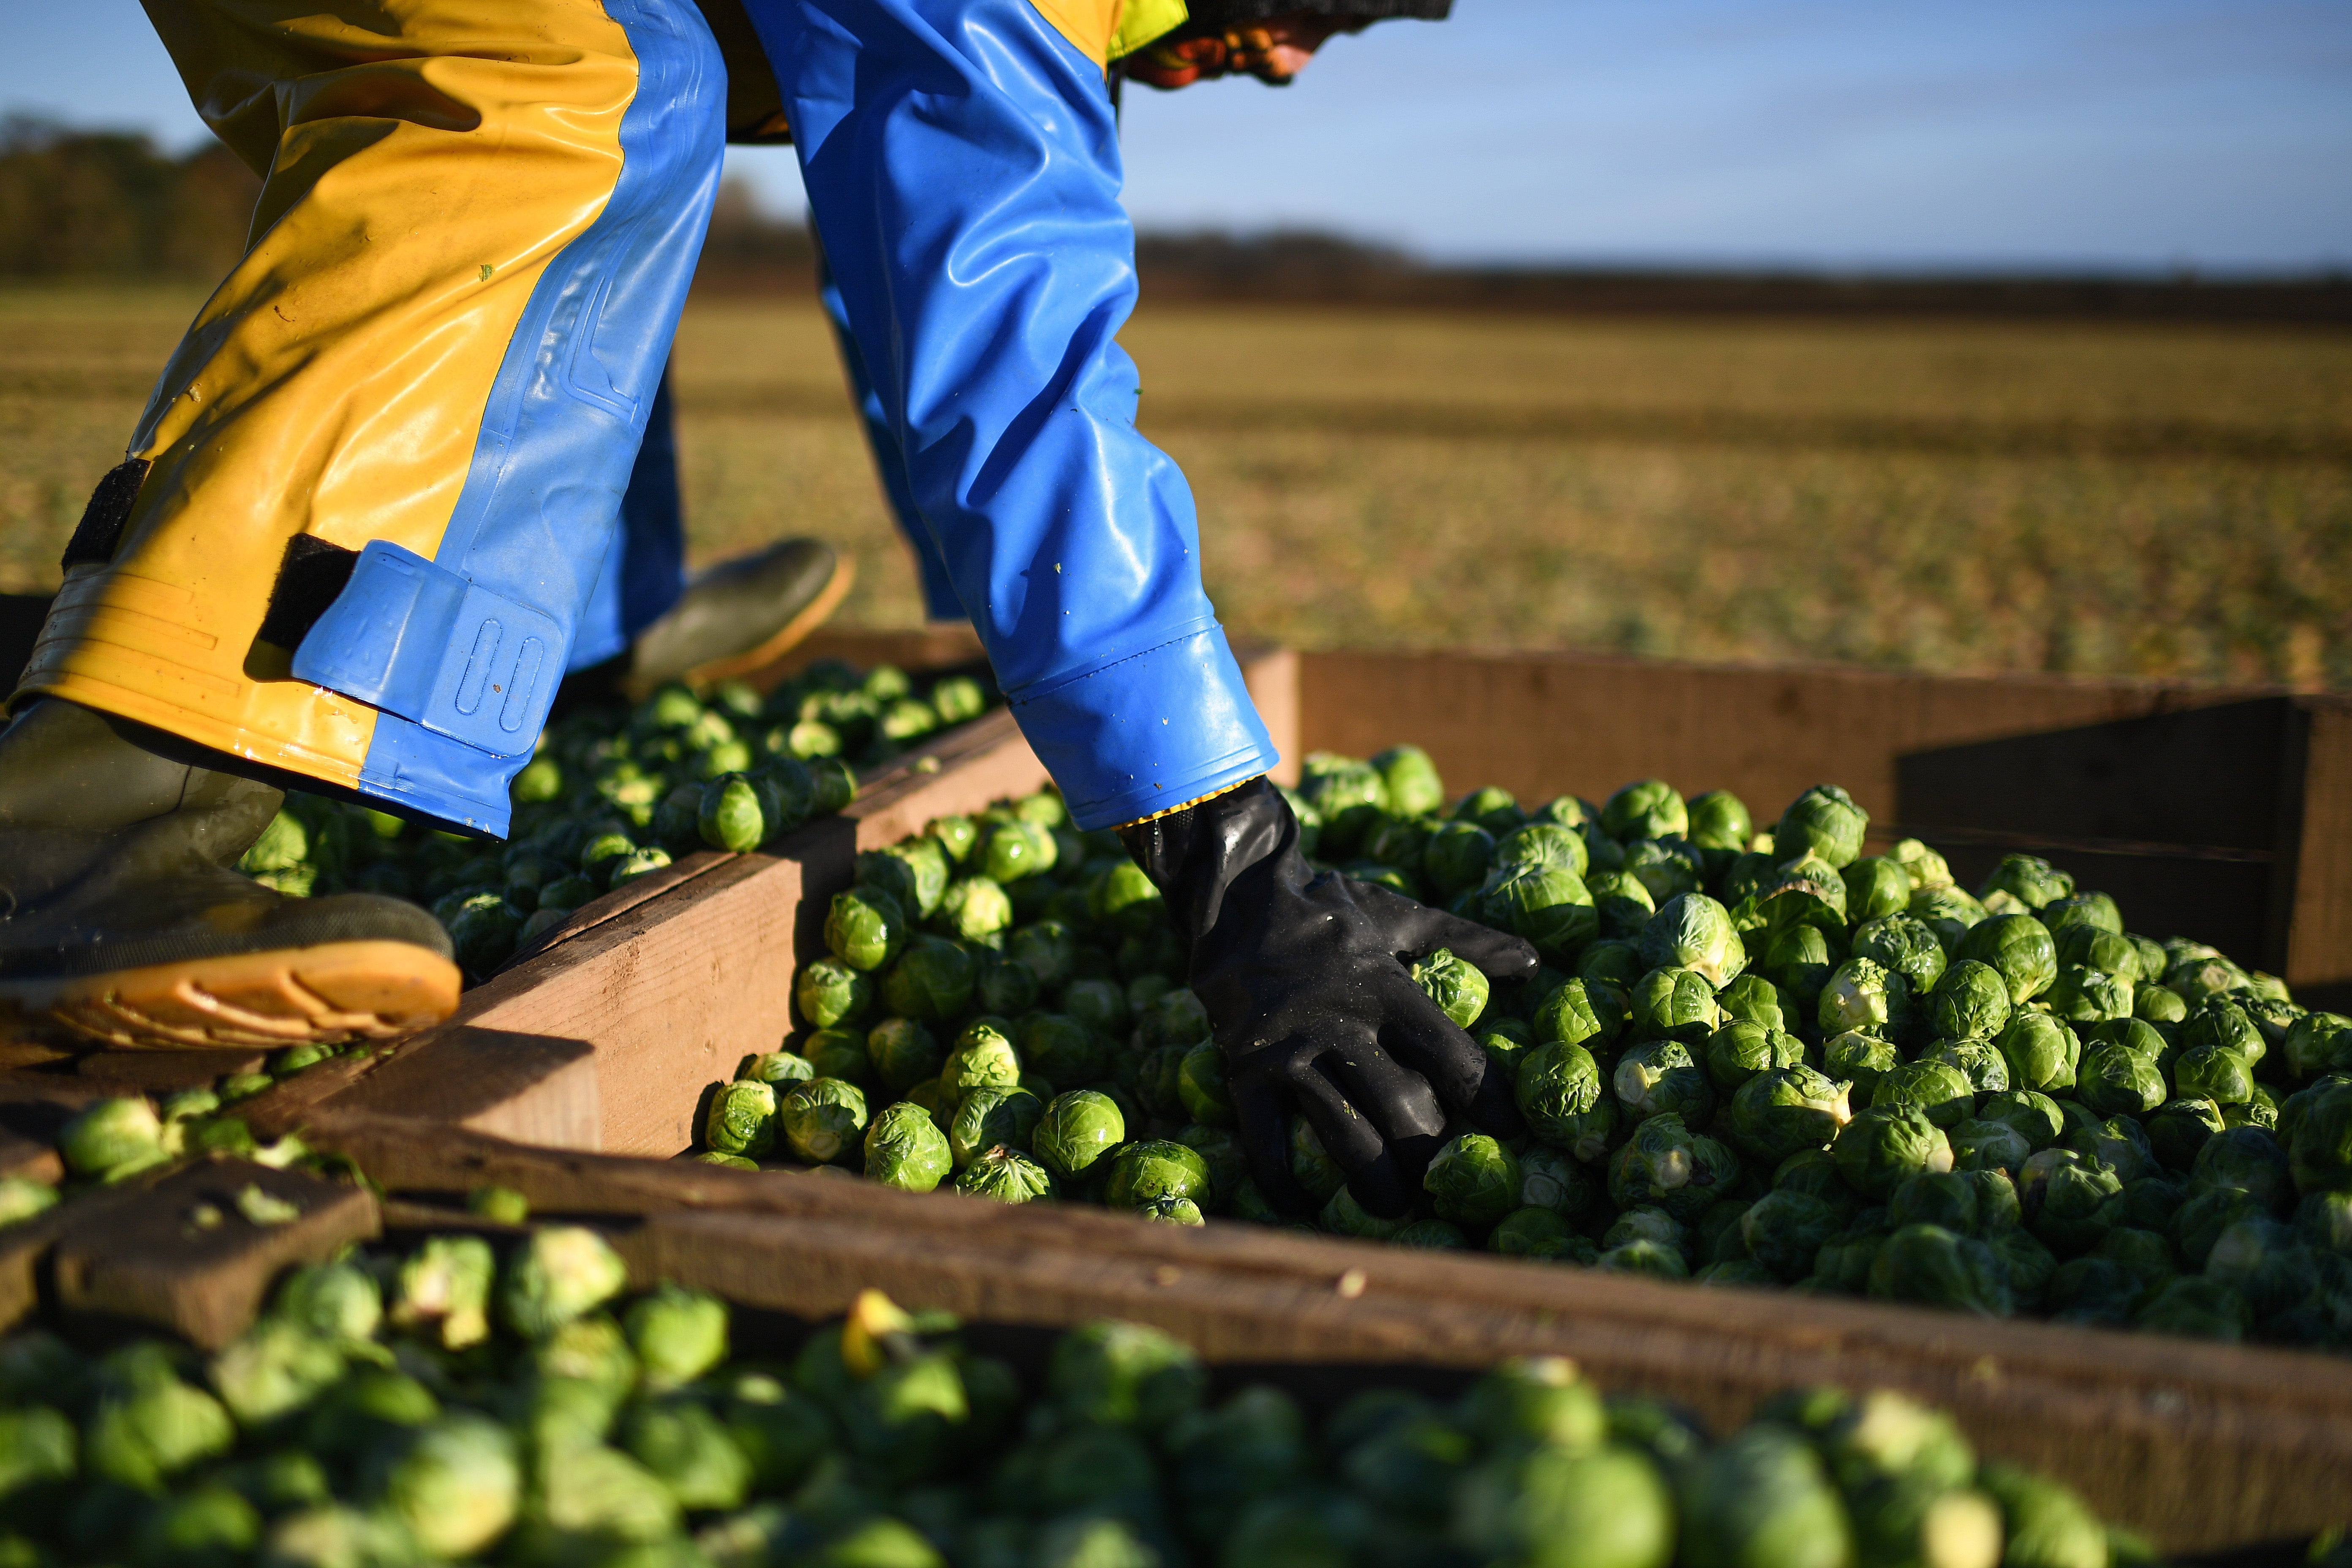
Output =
[
  {"x1": 59, "y1": 459, "x2": 151, "y2": 569},
  {"x1": 257, "y1": 535, "x2": 360, "y2": 649}
]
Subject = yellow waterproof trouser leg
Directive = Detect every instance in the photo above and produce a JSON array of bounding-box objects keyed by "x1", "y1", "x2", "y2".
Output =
[{"x1": 16, "y1": 0, "x2": 724, "y2": 835}]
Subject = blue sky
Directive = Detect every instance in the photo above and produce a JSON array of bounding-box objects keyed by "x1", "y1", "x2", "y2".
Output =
[{"x1": 11, "y1": 0, "x2": 2349, "y2": 270}]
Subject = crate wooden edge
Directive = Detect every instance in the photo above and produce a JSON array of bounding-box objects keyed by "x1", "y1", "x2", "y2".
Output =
[{"x1": 307, "y1": 1110, "x2": 2352, "y2": 1553}]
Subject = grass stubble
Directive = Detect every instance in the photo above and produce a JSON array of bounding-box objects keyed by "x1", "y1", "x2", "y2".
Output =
[{"x1": 4, "y1": 285, "x2": 2347, "y2": 689}]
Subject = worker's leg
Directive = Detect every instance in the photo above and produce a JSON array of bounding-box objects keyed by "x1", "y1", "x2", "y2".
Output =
[
  {"x1": 16, "y1": 0, "x2": 725, "y2": 836},
  {"x1": 0, "y1": 0, "x2": 724, "y2": 1047},
  {"x1": 572, "y1": 363, "x2": 691, "y2": 674}
]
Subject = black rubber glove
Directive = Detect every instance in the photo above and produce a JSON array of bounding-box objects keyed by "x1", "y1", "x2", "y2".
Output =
[{"x1": 1120, "y1": 776, "x2": 1538, "y2": 1218}]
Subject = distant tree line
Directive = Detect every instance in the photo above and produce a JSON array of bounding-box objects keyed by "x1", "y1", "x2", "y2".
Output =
[{"x1": 4, "y1": 121, "x2": 2346, "y2": 324}]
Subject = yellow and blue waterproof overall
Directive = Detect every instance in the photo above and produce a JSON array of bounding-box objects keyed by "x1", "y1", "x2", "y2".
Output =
[{"x1": 15, "y1": 0, "x2": 1273, "y2": 836}]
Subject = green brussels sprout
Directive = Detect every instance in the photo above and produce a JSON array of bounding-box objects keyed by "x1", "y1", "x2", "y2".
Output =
[
  {"x1": 1631, "y1": 966, "x2": 1723, "y2": 1044},
  {"x1": 207, "y1": 1318, "x2": 343, "y2": 1428},
  {"x1": 1960, "y1": 914, "x2": 2058, "y2": 1005},
  {"x1": 1535, "y1": 977, "x2": 1622, "y2": 1051},
  {"x1": 2054, "y1": 924, "x2": 2143, "y2": 983},
  {"x1": 1821, "y1": 1031, "x2": 1899, "y2": 1108},
  {"x1": 954, "y1": 1144, "x2": 1059, "y2": 1203},
  {"x1": 83, "y1": 1360, "x2": 235, "y2": 1492},
  {"x1": 1928, "y1": 1038, "x2": 2011, "y2": 1097},
  {"x1": 1602, "y1": 1204, "x2": 1689, "y2": 1261},
  {"x1": 2045, "y1": 964, "x2": 2134, "y2": 1024},
  {"x1": 59, "y1": 1097, "x2": 167, "y2": 1180},
  {"x1": 1929, "y1": 960, "x2": 2012, "y2": 1045},
  {"x1": 1484, "y1": 864, "x2": 1598, "y2": 960},
  {"x1": 1887, "y1": 838, "x2": 1954, "y2": 893},
  {"x1": 879, "y1": 934, "x2": 977, "y2": 1022},
  {"x1": 1995, "y1": 1013, "x2": 2081, "y2": 1096},
  {"x1": 1607, "y1": 1114, "x2": 1743, "y2": 1223},
  {"x1": 1287, "y1": 1117, "x2": 1348, "y2": 1203},
  {"x1": 274, "y1": 1260, "x2": 381, "y2": 1343},
  {"x1": 1978, "y1": 854, "x2": 2074, "y2": 915},
  {"x1": 1621, "y1": 838, "x2": 1704, "y2": 907},
  {"x1": 389, "y1": 1233, "x2": 495, "y2": 1350},
  {"x1": 1761, "y1": 890, "x2": 1853, "y2": 997},
  {"x1": 1175, "y1": 1041, "x2": 1234, "y2": 1128},
  {"x1": 934, "y1": 876, "x2": 1014, "y2": 944},
  {"x1": 1851, "y1": 912, "x2": 1948, "y2": 997},
  {"x1": 2180, "y1": 997, "x2": 2266, "y2": 1066},
  {"x1": 1478, "y1": 1207, "x2": 1577, "y2": 1263},
  {"x1": 802, "y1": 1025, "x2": 876, "y2": 1089},
  {"x1": 1728, "y1": 1067, "x2": 1854, "y2": 1165},
  {"x1": 2190, "y1": 1122, "x2": 2292, "y2": 1205},
  {"x1": 1910, "y1": 884, "x2": 1990, "y2": 956},
  {"x1": 1949, "y1": 1116, "x2": 2034, "y2": 1175},
  {"x1": 1773, "y1": 785, "x2": 1868, "y2": 870},
  {"x1": 1886, "y1": 1170, "x2": 1980, "y2": 1234},
  {"x1": 2283, "y1": 1012, "x2": 2352, "y2": 1081},
  {"x1": 0, "y1": 1403, "x2": 74, "y2": 1500},
  {"x1": 924, "y1": 814, "x2": 982, "y2": 869},
  {"x1": 2040, "y1": 890, "x2": 2122, "y2": 937},
  {"x1": 1716, "y1": 972, "x2": 1786, "y2": 1032},
  {"x1": 1517, "y1": 1145, "x2": 1597, "y2": 1218},
  {"x1": 1838, "y1": 1107, "x2": 1956, "y2": 1200},
  {"x1": 1968, "y1": 1165, "x2": 2025, "y2": 1230},
  {"x1": 939, "y1": 1022, "x2": 1023, "y2": 1100},
  {"x1": 703, "y1": 1079, "x2": 778, "y2": 1158},
  {"x1": 1366, "y1": 744, "x2": 1443, "y2": 819},
  {"x1": 1979, "y1": 1464, "x2": 2110, "y2": 1568},
  {"x1": 1005, "y1": 919, "x2": 1077, "y2": 989},
  {"x1": 2020, "y1": 1149, "x2": 2125, "y2": 1257},
  {"x1": 1452, "y1": 783, "x2": 1523, "y2": 833},
  {"x1": 373, "y1": 1413, "x2": 523, "y2": 1558},
  {"x1": 2174, "y1": 1044, "x2": 2254, "y2": 1107},
  {"x1": 2075, "y1": 1043, "x2": 2167, "y2": 1119},
  {"x1": 982, "y1": 820, "x2": 1056, "y2": 884},
  {"x1": 0, "y1": 1176, "x2": 57, "y2": 1229},
  {"x1": 1614, "y1": 1037, "x2": 1716, "y2": 1127},
  {"x1": 1871, "y1": 1059, "x2": 1976, "y2": 1129},
  {"x1": 2145, "y1": 1097, "x2": 2227, "y2": 1173},
  {"x1": 1320, "y1": 1183, "x2": 1408, "y2": 1239},
  {"x1": 1409, "y1": 947, "x2": 1490, "y2": 1029},
  {"x1": 499, "y1": 1225, "x2": 627, "y2": 1339},
  {"x1": 778, "y1": 1078, "x2": 869, "y2": 1164},
  {"x1": 826, "y1": 886, "x2": 908, "y2": 972},
  {"x1": 1423, "y1": 820, "x2": 1498, "y2": 897},
  {"x1": 2288, "y1": 1081, "x2": 2352, "y2": 1196},
  {"x1": 798, "y1": 956, "x2": 874, "y2": 1029},
  {"x1": 699, "y1": 774, "x2": 769, "y2": 853},
  {"x1": 1704, "y1": 1021, "x2": 1805, "y2": 1096},
  {"x1": 1677, "y1": 1425, "x2": 1854, "y2": 1568},
  {"x1": 1842, "y1": 858, "x2": 1912, "y2": 926},
  {"x1": 863, "y1": 1100, "x2": 953, "y2": 1192},
  {"x1": 1496, "y1": 822, "x2": 1592, "y2": 880},
  {"x1": 1049, "y1": 1319, "x2": 1205, "y2": 1431},
  {"x1": 1017, "y1": 1013, "x2": 1103, "y2": 1091},
  {"x1": 1824, "y1": 957, "x2": 1919, "y2": 1047},
  {"x1": 1589, "y1": 868, "x2": 1658, "y2": 942},
  {"x1": 1102, "y1": 1139, "x2": 1212, "y2": 1210},
  {"x1": 743, "y1": 1050, "x2": 818, "y2": 1087},
  {"x1": 1636, "y1": 894, "x2": 1746, "y2": 988},
  {"x1": 1686, "y1": 790, "x2": 1754, "y2": 853},
  {"x1": 621, "y1": 1396, "x2": 751, "y2": 1514},
  {"x1": 1424, "y1": 1135, "x2": 1524, "y2": 1229},
  {"x1": 1085, "y1": 860, "x2": 1163, "y2": 938},
  {"x1": 1739, "y1": 1190, "x2": 1842, "y2": 1281},
  {"x1": 1595, "y1": 1238, "x2": 1685, "y2": 1277},
  {"x1": 865, "y1": 1018, "x2": 942, "y2": 1096},
  {"x1": 1062, "y1": 977, "x2": 1130, "y2": 1037},
  {"x1": 948, "y1": 1085, "x2": 1044, "y2": 1167},
  {"x1": 1867, "y1": 1224, "x2": 2013, "y2": 1316},
  {"x1": 2294, "y1": 1189, "x2": 2352, "y2": 1255},
  {"x1": 1602, "y1": 780, "x2": 1688, "y2": 843}
]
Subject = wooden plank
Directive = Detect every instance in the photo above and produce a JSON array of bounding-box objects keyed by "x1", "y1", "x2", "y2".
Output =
[
  {"x1": 302, "y1": 1113, "x2": 2352, "y2": 1554},
  {"x1": 2282, "y1": 698, "x2": 2352, "y2": 997},
  {"x1": 316, "y1": 1029, "x2": 599, "y2": 1151},
  {"x1": 49, "y1": 1160, "x2": 378, "y2": 1350},
  {"x1": 76, "y1": 1049, "x2": 269, "y2": 1093},
  {"x1": 1300, "y1": 649, "x2": 2278, "y2": 838}
]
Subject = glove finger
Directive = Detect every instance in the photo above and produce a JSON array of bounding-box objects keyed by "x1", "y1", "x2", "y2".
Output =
[
  {"x1": 1232, "y1": 1078, "x2": 1315, "y2": 1218},
  {"x1": 1309, "y1": 1041, "x2": 1448, "y2": 1203},
  {"x1": 1370, "y1": 971, "x2": 1530, "y2": 1140},
  {"x1": 1350, "y1": 880, "x2": 1540, "y2": 980},
  {"x1": 1289, "y1": 1058, "x2": 1420, "y2": 1219}
]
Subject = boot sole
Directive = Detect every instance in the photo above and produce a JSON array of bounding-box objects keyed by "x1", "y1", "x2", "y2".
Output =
[
  {"x1": 0, "y1": 940, "x2": 462, "y2": 1051},
  {"x1": 626, "y1": 553, "x2": 858, "y2": 701}
]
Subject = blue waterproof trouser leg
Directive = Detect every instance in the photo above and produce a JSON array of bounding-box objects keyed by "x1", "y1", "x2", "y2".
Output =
[{"x1": 571, "y1": 362, "x2": 691, "y2": 672}]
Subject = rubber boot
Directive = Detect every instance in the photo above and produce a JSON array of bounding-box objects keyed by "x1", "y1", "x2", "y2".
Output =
[
  {"x1": 621, "y1": 538, "x2": 852, "y2": 700},
  {"x1": 0, "y1": 699, "x2": 460, "y2": 1051}
]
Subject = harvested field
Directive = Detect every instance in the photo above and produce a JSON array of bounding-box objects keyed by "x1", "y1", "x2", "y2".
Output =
[{"x1": 5, "y1": 285, "x2": 2347, "y2": 687}]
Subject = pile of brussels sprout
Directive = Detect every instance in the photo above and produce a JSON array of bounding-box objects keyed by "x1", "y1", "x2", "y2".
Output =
[
  {"x1": 695, "y1": 747, "x2": 2352, "y2": 1353},
  {"x1": 0, "y1": 1211, "x2": 2164, "y2": 1568},
  {"x1": 235, "y1": 662, "x2": 994, "y2": 980}
]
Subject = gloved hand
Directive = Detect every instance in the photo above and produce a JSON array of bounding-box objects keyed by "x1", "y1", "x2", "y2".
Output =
[{"x1": 1121, "y1": 776, "x2": 1538, "y2": 1218}]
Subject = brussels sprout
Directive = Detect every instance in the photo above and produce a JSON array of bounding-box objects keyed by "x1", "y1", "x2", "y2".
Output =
[
  {"x1": 1314, "y1": 1183, "x2": 1405, "y2": 1241},
  {"x1": 2282, "y1": 1012, "x2": 2352, "y2": 1081},
  {"x1": 1995, "y1": 1014, "x2": 2081, "y2": 1096},
  {"x1": 1978, "y1": 854, "x2": 2074, "y2": 915},
  {"x1": 826, "y1": 887, "x2": 907, "y2": 972},
  {"x1": 1737, "y1": 1190, "x2": 1842, "y2": 1281},
  {"x1": 1748, "y1": 852, "x2": 1853, "y2": 943},
  {"x1": 931, "y1": 877, "x2": 1014, "y2": 947},
  {"x1": 1867, "y1": 1224, "x2": 2013, "y2": 1316},
  {"x1": 1960, "y1": 914, "x2": 2059, "y2": 1006},
  {"x1": 1601, "y1": 780, "x2": 1688, "y2": 843},
  {"x1": 1607, "y1": 1114, "x2": 1743, "y2": 1223},
  {"x1": 1006, "y1": 1014, "x2": 1093, "y2": 1091},
  {"x1": 1603, "y1": 1205, "x2": 1691, "y2": 1261},
  {"x1": 879, "y1": 935, "x2": 978, "y2": 1023},
  {"x1": 1399, "y1": 947, "x2": 1489, "y2": 1031},
  {"x1": 2040, "y1": 890, "x2": 2122, "y2": 938},
  {"x1": 1949, "y1": 1116, "x2": 2034, "y2": 1176},
  {"x1": 1818, "y1": 1386, "x2": 1976, "y2": 1495},
  {"x1": 2073, "y1": 1043, "x2": 2167, "y2": 1119},
  {"x1": 1883, "y1": 839, "x2": 1953, "y2": 894},
  {"x1": 2172, "y1": 996, "x2": 2262, "y2": 1064},
  {"x1": 2135, "y1": 1275, "x2": 2253, "y2": 1342},
  {"x1": 1822, "y1": 1031, "x2": 1901, "y2": 1108},
  {"x1": 2054, "y1": 924, "x2": 2143, "y2": 983},
  {"x1": 1676, "y1": 1425, "x2": 1854, "y2": 1568},
  {"x1": 954, "y1": 1144, "x2": 1060, "y2": 1203},
  {"x1": 1680, "y1": 789, "x2": 1753, "y2": 855},
  {"x1": 0, "y1": 1176, "x2": 57, "y2": 1230},
  {"x1": 798, "y1": 957, "x2": 874, "y2": 1029},
  {"x1": 2288, "y1": 1081, "x2": 2352, "y2": 1196},
  {"x1": 1501, "y1": 1037, "x2": 1600, "y2": 1141},
  {"x1": 1502, "y1": 1149, "x2": 1589, "y2": 1222},
  {"x1": 1484, "y1": 863, "x2": 1599, "y2": 959},
  {"x1": 0, "y1": 1402, "x2": 74, "y2": 1501},
  {"x1": 1834, "y1": 859, "x2": 1907, "y2": 927},
  {"x1": 497, "y1": 1227, "x2": 628, "y2": 1343},
  {"x1": 860, "y1": 1018, "x2": 940, "y2": 1098},
  {"x1": 1838, "y1": 1107, "x2": 1956, "y2": 1200},
  {"x1": 2045, "y1": 964, "x2": 2134, "y2": 1024},
  {"x1": 1630, "y1": 966, "x2": 1723, "y2": 1045},
  {"x1": 2020, "y1": 1150, "x2": 2124, "y2": 1257},
  {"x1": 1886, "y1": 1170, "x2": 1980, "y2": 1234},
  {"x1": 1705, "y1": 977, "x2": 1779, "y2": 1037},
  {"x1": 699, "y1": 774, "x2": 770, "y2": 853},
  {"x1": 1418, "y1": 820, "x2": 1498, "y2": 898},
  {"x1": 2293, "y1": 1189, "x2": 2352, "y2": 1255},
  {"x1": 982, "y1": 819, "x2": 1058, "y2": 884},
  {"x1": 777, "y1": 1079, "x2": 868, "y2": 1165},
  {"x1": 1476, "y1": 1207, "x2": 1570, "y2": 1262},
  {"x1": 862, "y1": 1101, "x2": 952, "y2": 1192},
  {"x1": 1631, "y1": 894, "x2": 1744, "y2": 989},
  {"x1": 1817, "y1": 958, "x2": 1909, "y2": 1043},
  {"x1": 2175, "y1": 1044, "x2": 2255, "y2": 1107},
  {"x1": 1049, "y1": 1319, "x2": 1206, "y2": 1432},
  {"x1": 2143, "y1": 1096, "x2": 2227, "y2": 1173},
  {"x1": 1621, "y1": 838, "x2": 1704, "y2": 908},
  {"x1": 1845, "y1": 917, "x2": 1944, "y2": 1001},
  {"x1": 206, "y1": 1317, "x2": 343, "y2": 1430},
  {"x1": 1529, "y1": 979, "x2": 1614, "y2": 1052},
  {"x1": 742, "y1": 1050, "x2": 818, "y2": 1088},
  {"x1": 1496, "y1": 822, "x2": 1591, "y2": 881},
  {"x1": 1872, "y1": 1059, "x2": 1976, "y2": 1130},
  {"x1": 1588, "y1": 869, "x2": 1658, "y2": 942},
  {"x1": 704, "y1": 1080, "x2": 778, "y2": 1159},
  {"x1": 1704, "y1": 1021, "x2": 1804, "y2": 1097},
  {"x1": 939, "y1": 1022, "x2": 1023, "y2": 1101},
  {"x1": 1909, "y1": 886, "x2": 1990, "y2": 959},
  {"x1": 274, "y1": 1261, "x2": 381, "y2": 1344},
  {"x1": 1974, "y1": 1464, "x2": 2109, "y2": 1568},
  {"x1": 1451, "y1": 783, "x2": 1523, "y2": 834},
  {"x1": 1927, "y1": 1038, "x2": 2010, "y2": 1097},
  {"x1": 1928, "y1": 960, "x2": 2013, "y2": 1045},
  {"x1": 1728, "y1": 1067, "x2": 1853, "y2": 1165},
  {"x1": 1591, "y1": 1238, "x2": 1681, "y2": 1276},
  {"x1": 802, "y1": 1026, "x2": 876, "y2": 1089},
  {"x1": 1614, "y1": 1037, "x2": 1717, "y2": 1128},
  {"x1": 1102, "y1": 1139, "x2": 1212, "y2": 1211},
  {"x1": 1424, "y1": 1135, "x2": 1524, "y2": 1230},
  {"x1": 947, "y1": 1086, "x2": 1044, "y2": 1167},
  {"x1": 58, "y1": 1097, "x2": 167, "y2": 1181}
]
